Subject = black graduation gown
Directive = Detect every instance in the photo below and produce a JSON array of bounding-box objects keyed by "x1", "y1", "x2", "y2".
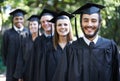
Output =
[
  {"x1": 13, "y1": 34, "x2": 34, "y2": 81},
  {"x1": 33, "y1": 34, "x2": 53, "y2": 81},
  {"x1": 40, "y1": 43, "x2": 71, "y2": 81},
  {"x1": 52, "y1": 37, "x2": 119, "y2": 81},
  {"x1": 1, "y1": 28, "x2": 28, "y2": 81}
]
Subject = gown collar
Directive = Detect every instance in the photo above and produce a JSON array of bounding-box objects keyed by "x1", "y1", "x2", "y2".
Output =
[
  {"x1": 14, "y1": 25, "x2": 24, "y2": 32},
  {"x1": 83, "y1": 35, "x2": 99, "y2": 46}
]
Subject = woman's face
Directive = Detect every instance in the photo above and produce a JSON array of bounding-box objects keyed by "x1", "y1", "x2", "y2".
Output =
[
  {"x1": 29, "y1": 21, "x2": 39, "y2": 34},
  {"x1": 56, "y1": 19, "x2": 70, "y2": 37}
]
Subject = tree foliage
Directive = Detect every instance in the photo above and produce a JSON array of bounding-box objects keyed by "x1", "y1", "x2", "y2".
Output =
[
  {"x1": 0, "y1": 0, "x2": 120, "y2": 42},
  {"x1": 0, "y1": 0, "x2": 120, "y2": 73}
]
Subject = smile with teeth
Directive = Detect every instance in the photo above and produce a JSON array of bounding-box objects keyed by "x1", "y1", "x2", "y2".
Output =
[
  {"x1": 85, "y1": 27, "x2": 95, "y2": 30},
  {"x1": 60, "y1": 29, "x2": 66, "y2": 33}
]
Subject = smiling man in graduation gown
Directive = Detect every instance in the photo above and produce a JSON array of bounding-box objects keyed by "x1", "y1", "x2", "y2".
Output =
[
  {"x1": 1, "y1": 9, "x2": 28, "y2": 81},
  {"x1": 52, "y1": 3, "x2": 120, "y2": 81},
  {"x1": 33, "y1": 9, "x2": 57, "y2": 81}
]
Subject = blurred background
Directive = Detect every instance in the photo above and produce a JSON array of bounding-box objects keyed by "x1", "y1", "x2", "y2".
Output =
[{"x1": 0, "y1": 0, "x2": 120, "y2": 81}]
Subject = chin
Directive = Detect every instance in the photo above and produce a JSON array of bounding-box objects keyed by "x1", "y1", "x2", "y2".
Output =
[
  {"x1": 16, "y1": 26, "x2": 21, "y2": 28},
  {"x1": 85, "y1": 34, "x2": 95, "y2": 39},
  {"x1": 84, "y1": 31, "x2": 98, "y2": 39}
]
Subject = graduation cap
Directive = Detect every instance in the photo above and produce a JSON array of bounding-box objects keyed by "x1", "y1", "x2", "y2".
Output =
[
  {"x1": 49, "y1": 11, "x2": 74, "y2": 23},
  {"x1": 9, "y1": 9, "x2": 27, "y2": 17},
  {"x1": 39, "y1": 8, "x2": 57, "y2": 19},
  {"x1": 72, "y1": 3, "x2": 105, "y2": 14},
  {"x1": 28, "y1": 15, "x2": 39, "y2": 21},
  {"x1": 72, "y1": 3, "x2": 105, "y2": 39}
]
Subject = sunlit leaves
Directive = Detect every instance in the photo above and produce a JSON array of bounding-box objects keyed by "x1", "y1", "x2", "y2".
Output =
[{"x1": 0, "y1": 0, "x2": 120, "y2": 44}]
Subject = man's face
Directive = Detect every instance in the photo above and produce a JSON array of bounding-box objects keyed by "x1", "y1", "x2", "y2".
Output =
[
  {"x1": 40, "y1": 15, "x2": 53, "y2": 33},
  {"x1": 81, "y1": 13, "x2": 100, "y2": 39},
  {"x1": 13, "y1": 16, "x2": 24, "y2": 28}
]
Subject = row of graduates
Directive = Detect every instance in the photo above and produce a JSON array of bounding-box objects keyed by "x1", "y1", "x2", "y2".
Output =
[
  {"x1": 13, "y1": 9, "x2": 75, "y2": 81},
  {"x1": 2, "y1": 2, "x2": 120, "y2": 81},
  {"x1": 1, "y1": 5, "x2": 74, "y2": 81}
]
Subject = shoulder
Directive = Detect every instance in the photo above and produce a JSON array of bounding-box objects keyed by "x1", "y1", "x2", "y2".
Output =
[
  {"x1": 99, "y1": 37, "x2": 111, "y2": 42},
  {"x1": 99, "y1": 37, "x2": 116, "y2": 46},
  {"x1": 35, "y1": 35, "x2": 42, "y2": 41},
  {"x1": 23, "y1": 27, "x2": 29, "y2": 32},
  {"x1": 34, "y1": 36, "x2": 41, "y2": 45},
  {"x1": 23, "y1": 27, "x2": 28, "y2": 30},
  {"x1": 99, "y1": 37, "x2": 118, "y2": 53},
  {"x1": 66, "y1": 38, "x2": 82, "y2": 53},
  {"x1": 71, "y1": 37, "x2": 83, "y2": 47},
  {"x1": 3, "y1": 28, "x2": 13, "y2": 35}
]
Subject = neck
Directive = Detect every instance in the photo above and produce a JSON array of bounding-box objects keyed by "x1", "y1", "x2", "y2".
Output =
[
  {"x1": 32, "y1": 32, "x2": 38, "y2": 41},
  {"x1": 58, "y1": 36, "x2": 67, "y2": 49},
  {"x1": 45, "y1": 31, "x2": 52, "y2": 35},
  {"x1": 88, "y1": 35, "x2": 97, "y2": 41}
]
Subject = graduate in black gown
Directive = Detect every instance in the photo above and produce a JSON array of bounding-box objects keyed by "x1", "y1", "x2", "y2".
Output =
[
  {"x1": 13, "y1": 15, "x2": 40, "y2": 81},
  {"x1": 1, "y1": 9, "x2": 28, "y2": 81},
  {"x1": 52, "y1": 3, "x2": 120, "y2": 81},
  {"x1": 40, "y1": 11, "x2": 74, "y2": 81},
  {"x1": 33, "y1": 9, "x2": 57, "y2": 81}
]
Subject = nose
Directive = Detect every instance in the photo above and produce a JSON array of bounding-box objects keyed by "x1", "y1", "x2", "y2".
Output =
[
  {"x1": 17, "y1": 19, "x2": 21, "y2": 22},
  {"x1": 61, "y1": 24, "x2": 65, "y2": 28},
  {"x1": 88, "y1": 21, "x2": 92, "y2": 27}
]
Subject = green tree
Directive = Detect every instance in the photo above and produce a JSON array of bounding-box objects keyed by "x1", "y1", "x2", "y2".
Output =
[{"x1": 0, "y1": 0, "x2": 120, "y2": 73}]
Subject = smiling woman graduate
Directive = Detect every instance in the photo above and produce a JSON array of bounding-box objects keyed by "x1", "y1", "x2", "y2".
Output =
[{"x1": 39, "y1": 11, "x2": 74, "y2": 81}]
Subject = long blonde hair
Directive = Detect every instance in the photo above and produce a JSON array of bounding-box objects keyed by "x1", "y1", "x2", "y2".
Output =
[{"x1": 53, "y1": 15, "x2": 73, "y2": 49}]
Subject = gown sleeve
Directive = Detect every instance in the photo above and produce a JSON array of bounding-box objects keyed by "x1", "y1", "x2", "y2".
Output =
[
  {"x1": 1, "y1": 30, "x2": 9, "y2": 65},
  {"x1": 110, "y1": 40, "x2": 120, "y2": 81},
  {"x1": 13, "y1": 37, "x2": 26, "y2": 79}
]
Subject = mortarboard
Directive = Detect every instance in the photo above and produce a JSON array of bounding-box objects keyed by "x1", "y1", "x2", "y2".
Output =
[
  {"x1": 72, "y1": 3, "x2": 105, "y2": 39},
  {"x1": 39, "y1": 8, "x2": 57, "y2": 19},
  {"x1": 72, "y1": 3, "x2": 105, "y2": 14},
  {"x1": 28, "y1": 15, "x2": 39, "y2": 21},
  {"x1": 9, "y1": 9, "x2": 27, "y2": 17},
  {"x1": 49, "y1": 11, "x2": 74, "y2": 23}
]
